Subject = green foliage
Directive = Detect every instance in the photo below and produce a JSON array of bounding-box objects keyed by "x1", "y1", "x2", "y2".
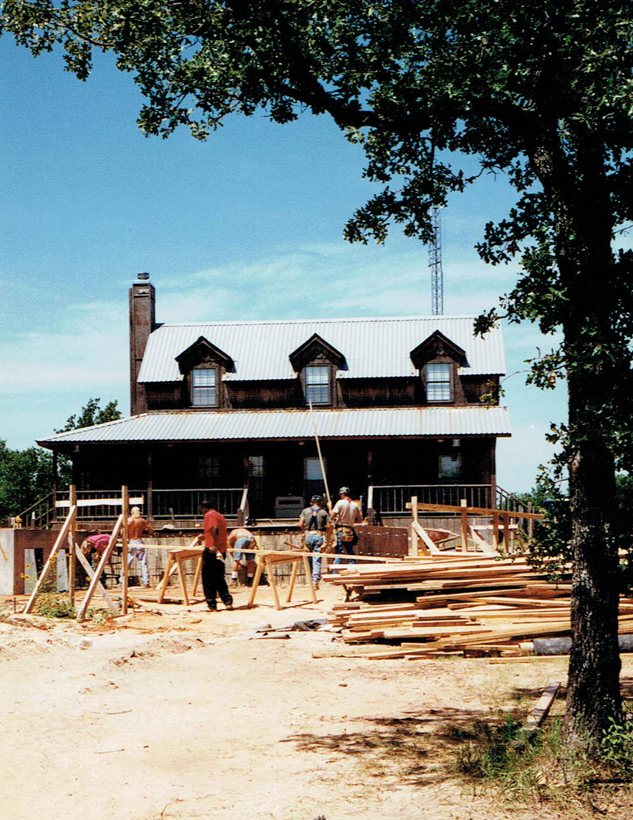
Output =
[
  {"x1": 0, "y1": 440, "x2": 55, "y2": 525},
  {"x1": 455, "y1": 713, "x2": 633, "y2": 804},
  {"x1": 86, "y1": 607, "x2": 113, "y2": 625},
  {"x1": 0, "y1": 398, "x2": 121, "y2": 525},
  {"x1": 56, "y1": 397, "x2": 122, "y2": 433},
  {"x1": 599, "y1": 713, "x2": 633, "y2": 779},
  {"x1": 36, "y1": 593, "x2": 76, "y2": 619},
  {"x1": 4, "y1": 0, "x2": 633, "y2": 741}
]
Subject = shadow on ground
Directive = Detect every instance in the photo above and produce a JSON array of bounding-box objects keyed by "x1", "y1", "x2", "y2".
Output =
[{"x1": 282, "y1": 677, "x2": 633, "y2": 789}]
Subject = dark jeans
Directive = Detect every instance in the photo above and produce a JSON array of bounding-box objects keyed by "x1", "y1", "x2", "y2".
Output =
[{"x1": 201, "y1": 549, "x2": 233, "y2": 609}]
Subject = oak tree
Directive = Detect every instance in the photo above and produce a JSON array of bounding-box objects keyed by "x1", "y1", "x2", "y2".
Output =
[{"x1": 3, "y1": 0, "x2": 633, "y2": 746}]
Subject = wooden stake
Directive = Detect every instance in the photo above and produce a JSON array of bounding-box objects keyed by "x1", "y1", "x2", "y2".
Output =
[
  {"x1": 67, "y1": 484, "x2": 77, "y2": 605},
  {"x1": 121, "y1": 485, "x2": 129, "y2": 615},
  {"x1": 24, "y1": 505, "x2": 77, "y2": 614},
  {"x1": 74, "y1": 545, "x2": 117, "y2": 615},
  {"x1": 460, "y1": 499, "x2": 468, "y2": 552}
]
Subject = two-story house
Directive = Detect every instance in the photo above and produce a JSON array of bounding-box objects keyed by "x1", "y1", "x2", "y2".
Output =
[{"x1": 38, "y1": 274, "x2": 510, "y2": 524}]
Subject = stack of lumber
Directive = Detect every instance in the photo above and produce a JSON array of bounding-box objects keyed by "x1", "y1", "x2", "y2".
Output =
[{"x1": 324, "y1": 556, "x2": 633, "y2": 658}]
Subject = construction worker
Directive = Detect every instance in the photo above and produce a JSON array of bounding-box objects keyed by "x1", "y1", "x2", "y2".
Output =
[
  {"x1": 228, "y1": 526, "x2": 257, "y2": 585},
  {"x1": 298, "y1": 495, "x2": 331, "y2": 589},
  {"x1": 124, "y1": 506, "x2": 153, "y2": 587},
  {"x1": 332, "y1": 486, "x2": 361, "y2": 567},
  {"x1": 194, "y1": 499, "x2": 233, "y2": 611}
]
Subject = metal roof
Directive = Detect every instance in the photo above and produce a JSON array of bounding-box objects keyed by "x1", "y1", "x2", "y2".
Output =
[
  {"x1": 137, "y1": 316, "x2": 506, "y2": 383},
  {"x1": 38, "y1": 406, "x2": 511, "y2": 445}
]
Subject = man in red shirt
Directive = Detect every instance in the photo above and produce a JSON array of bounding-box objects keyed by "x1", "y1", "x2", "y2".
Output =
[{"x1": 195, "y1": 500, "x2": 233, "y2": 611}]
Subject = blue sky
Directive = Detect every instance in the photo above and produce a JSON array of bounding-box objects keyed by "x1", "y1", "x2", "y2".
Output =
[{"x1": 0, "y1": 38, "x2": 568, "y2": 492}]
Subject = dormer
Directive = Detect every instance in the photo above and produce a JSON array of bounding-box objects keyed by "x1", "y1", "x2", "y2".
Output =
[
  {"x1": 289, "y1": 333, "x2": 346, "y2": 407},
  {"x1": 175, "y1": 336, "x2": 234, "y2": 408},
  {"x1": 410, "y1": 331, "x2": 466, "y2": 404}
]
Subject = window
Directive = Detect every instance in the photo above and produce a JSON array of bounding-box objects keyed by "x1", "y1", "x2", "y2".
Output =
[
  {"x1": 305, "y1": 365, "x2": 330, "y2": 405},
  {"x1": 198, "y1": 456, "x2": 220, "y2": 481},
  {"x1": 439, "y1": 453, "x2": 462, "y2": 479},
  {"x1": 248, "y1": 456, "x2": 265, "y2": 477},
  {"x1": 191, "y1": 367, "x2": 217, "y2": 406},
  {"x1": 425, "y1": 363, "x2": 451, "y2": 402}
]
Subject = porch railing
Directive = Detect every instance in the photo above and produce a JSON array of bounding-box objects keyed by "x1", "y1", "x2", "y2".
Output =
[
  {"x1": 371, "y1": 484, "x2": 493, "y2": 517},
  {"x1": 151, "y1": 488, "x2": 244, "y2": 520}
]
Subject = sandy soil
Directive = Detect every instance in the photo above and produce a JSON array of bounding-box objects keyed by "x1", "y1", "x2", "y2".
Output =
[{"x1": 1, "y1": 583, "x2": 632, "y2": 820}]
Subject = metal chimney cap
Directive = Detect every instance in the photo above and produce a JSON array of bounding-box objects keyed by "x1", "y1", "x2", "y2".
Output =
[{"x1": 137, "y1": 272, "x2": 150, "y2": 281}]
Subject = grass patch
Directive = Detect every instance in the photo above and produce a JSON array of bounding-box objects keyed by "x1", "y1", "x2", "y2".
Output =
[{"x1": 452, "y1": 706, "x2": 633, "y2": 813}]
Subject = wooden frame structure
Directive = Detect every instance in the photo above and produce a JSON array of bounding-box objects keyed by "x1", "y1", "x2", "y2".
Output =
[
  {"x1": 407, "y1": 496, "x2": 544, "y2": 556},
  {"x1": 247, "y1": 537, "x2": 318, "y2": 610},
  {"x1": 23, "y1": 485, "x2": 144, "y2": 621}
]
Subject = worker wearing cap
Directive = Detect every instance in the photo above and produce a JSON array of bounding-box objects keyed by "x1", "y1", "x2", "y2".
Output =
[
  {"x1": 332, "y1": 487, "x2": 361, "y2": 568},
  {"x1": 298, "y1": 495, "x2": 331, "y2": 589}
]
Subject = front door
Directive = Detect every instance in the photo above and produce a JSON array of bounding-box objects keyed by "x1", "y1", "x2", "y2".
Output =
[{"x1": 304, "y1": 456, "x2": 326, "y2": 503}]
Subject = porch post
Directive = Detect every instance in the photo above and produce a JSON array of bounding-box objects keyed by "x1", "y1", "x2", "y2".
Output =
[
  {"x1": 52, "y1": 450, "x2": 58, "y2": 524},
  {"x1": 366, "y1": 450, "x2": 375, "y2": 524},
  {"x1": 147, "y1": 451, "x2": 153, "y2": 521}
]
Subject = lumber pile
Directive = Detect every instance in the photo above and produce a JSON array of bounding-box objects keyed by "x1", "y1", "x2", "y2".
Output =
[{"x1": 324, "y1": 555, "x2": 633, "y2": 658}]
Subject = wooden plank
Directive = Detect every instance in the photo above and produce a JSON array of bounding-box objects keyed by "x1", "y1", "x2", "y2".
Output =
[
  {"x1": 521, "y1": 680, "x2": 561, "y2": 739},
  {"x1": 406, "y1": 500, "x2": 545, "y2": 520},
  {"x1": 412, "y1": 522, "x2": 441, "y2": 555},
  {"x1": 74, "y1": 545, "x2": 118, "y2": 615},
  {"x1": 56, "y1": 496, "x2": 144, "y2": 508}
]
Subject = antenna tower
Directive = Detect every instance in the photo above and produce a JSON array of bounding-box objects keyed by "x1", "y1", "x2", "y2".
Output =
[{"x1": 429, "y1": 206, "x2": 444, "y2": 315}]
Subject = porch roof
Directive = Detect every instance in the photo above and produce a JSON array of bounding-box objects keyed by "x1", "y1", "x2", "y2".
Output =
[{"x1": 38, "y1": 406, "x2": 511, "y2": 446}]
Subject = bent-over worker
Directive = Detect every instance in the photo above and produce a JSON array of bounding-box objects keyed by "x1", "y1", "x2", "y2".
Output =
[{"x1": 228, "y1": 526, "x2": 257, "y2": 585}]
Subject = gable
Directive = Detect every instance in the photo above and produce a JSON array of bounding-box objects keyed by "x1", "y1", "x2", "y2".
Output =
[
  {"x1": 289, "y1": 333, "x2": 346, "y2": 372},
  {"x1": 174, "y1": 336, "x2": 235, "y2": 374},
  {"x1": 410, "y1": 330, "x2": 467, "y2": 369}
]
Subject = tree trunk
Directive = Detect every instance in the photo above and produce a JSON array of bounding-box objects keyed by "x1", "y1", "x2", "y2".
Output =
[
  {"x1": 564, "y1": 389, "x2": 622, "y2": 745},
  {"x1": 562, "y1": 269, "x2": 623, "y2": 746}
]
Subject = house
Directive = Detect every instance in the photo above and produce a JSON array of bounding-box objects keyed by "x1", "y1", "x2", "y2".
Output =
[{"x1": 37, "y1": 274, "x2": 510, "y2": 524}]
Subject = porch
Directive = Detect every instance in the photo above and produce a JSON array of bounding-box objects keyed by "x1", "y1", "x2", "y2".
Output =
[{"x1": 20, "y1": 482, "x2": 521, "y2": 530}]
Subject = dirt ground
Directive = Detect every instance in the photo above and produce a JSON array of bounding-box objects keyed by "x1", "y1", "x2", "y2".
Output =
[{"x1": 1, "y1": 583, "x2": 632, "y2": 820}]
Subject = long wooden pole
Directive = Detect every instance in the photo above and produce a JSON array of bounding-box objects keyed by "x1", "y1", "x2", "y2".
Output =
[
  {"x1": 308, "y1": 401, "x2": 333, "y2": 513},
  {"x1": 121, "y1": 485, "x2": 129, "y2": 615},
  {"x1": 67, "y1": 484, "x2": 77, "y2": 604}
]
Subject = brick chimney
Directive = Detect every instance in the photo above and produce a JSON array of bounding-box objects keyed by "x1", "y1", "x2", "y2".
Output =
[{"x1": 129, "y1": 272, "x2": 155, "y2": 415}]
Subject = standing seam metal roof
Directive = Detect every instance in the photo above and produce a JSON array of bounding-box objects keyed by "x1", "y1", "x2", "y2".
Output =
[
  {"x1": 137, "y1": 315, "x2": 506, "y2": 383},
  {"x1": 38, "y1": 406, "x2": 511, "y2": 445}
]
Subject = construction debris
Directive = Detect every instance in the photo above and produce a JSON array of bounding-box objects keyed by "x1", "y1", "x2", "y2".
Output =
[{"x1": 324, "y1": 555, "x2": 633, "y2": 658}]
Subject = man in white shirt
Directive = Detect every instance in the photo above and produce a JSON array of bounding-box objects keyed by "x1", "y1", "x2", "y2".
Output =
[{"x1": 332, "y1": 486, "x2": 361, "y2": 568}]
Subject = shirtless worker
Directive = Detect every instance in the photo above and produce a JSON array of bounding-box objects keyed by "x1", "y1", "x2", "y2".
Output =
[
  {"x1": 124, "y1": 507, "x2": 153, "y2": 587},
  {"x1": 194, "y1": 499, "x2": 233, "y2": 611}
]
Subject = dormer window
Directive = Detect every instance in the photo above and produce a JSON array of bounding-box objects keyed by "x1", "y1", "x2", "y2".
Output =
[
  {"x1": 305, "y1": 365, "x2": 331, "y2": 405},
  {"x1": 289, "y1": 333, "x2": 346, "y2": 408},
  {"x1": 192, "y1": 367, "x2": 218, "y2": 406},
  {"x1": 425, "y1": 363, "x2": 452, "y2": 402}
]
